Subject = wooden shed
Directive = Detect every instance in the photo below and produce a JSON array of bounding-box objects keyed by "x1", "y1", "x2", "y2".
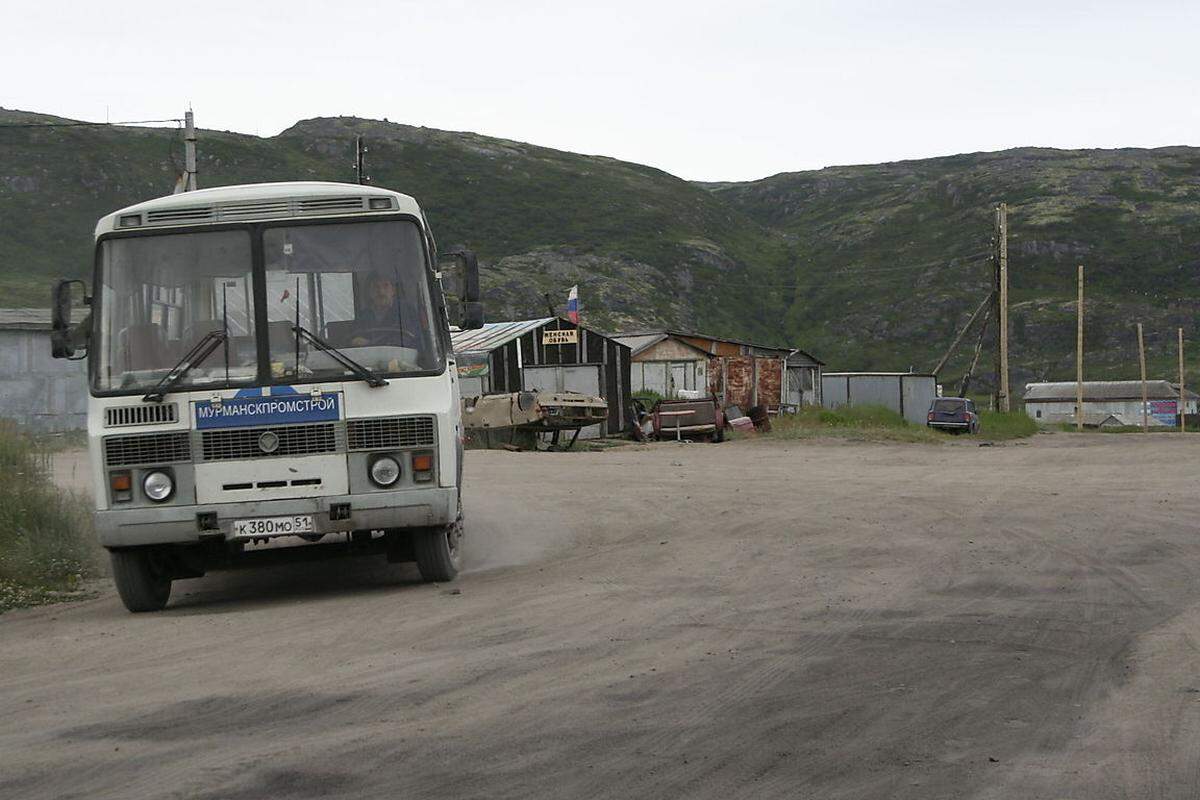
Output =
[
  {"x1": 451, "y1": 317, "x2": 632, "y2": 436},
  {"x1": 616, "y1": 329, "x2": 823, "y2": 411}
]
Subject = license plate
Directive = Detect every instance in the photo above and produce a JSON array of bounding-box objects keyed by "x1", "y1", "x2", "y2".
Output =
[{"x1": 231, "y1": 515, "x2": 315, "y2": 538}]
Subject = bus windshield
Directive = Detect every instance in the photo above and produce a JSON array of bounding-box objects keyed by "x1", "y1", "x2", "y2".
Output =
[{"x1": 94, "y1": 220, "x2": 442, "y2": 393}]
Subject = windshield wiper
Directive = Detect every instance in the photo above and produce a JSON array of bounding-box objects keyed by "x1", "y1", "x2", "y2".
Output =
[
  {"x1": 292, "y1": 325, "x2": 388, "y2": 387},
  {"x1": 142, "y1": 330, "x2": 227, "y2": 403}
]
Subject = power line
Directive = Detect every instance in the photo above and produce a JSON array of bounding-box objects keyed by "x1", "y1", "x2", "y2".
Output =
[{"x1": 0, "y1": 118, "x2": 184, "y2": 129}]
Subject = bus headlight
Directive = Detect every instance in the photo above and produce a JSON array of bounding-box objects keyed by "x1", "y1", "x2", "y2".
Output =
[
  {"x1": 369, "y1": 456, "x2": 401, "y2": 487},
  {"x1": 143, "y1": 470, "x2": 175, "y2": 502}
]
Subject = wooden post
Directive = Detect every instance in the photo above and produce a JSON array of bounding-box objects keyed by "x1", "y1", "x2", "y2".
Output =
[
  {"x1": 1076, "y1": 265, "x2": 1084, "y2": 431},
  {"x1": 1179, "y1": 327, "x2": 1186, "y2": 433},
  {"x1": 997, "y1": 203, "x2": 1010, "y2": 412},
  {"x1": 1137, "y1": 323, "x2": 1148, "y2": 432}
]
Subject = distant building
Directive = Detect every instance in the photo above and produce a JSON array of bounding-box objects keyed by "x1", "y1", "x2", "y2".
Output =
[
  {"x1": 0, "y1": 308, "x2": 88, "y2": 430},
  {"x1": 1023, "y1": 380, "x2": 1200, "y2": 425},
  {"x1": 613, "y1": 330, "x2": 823, "y2": 410}
]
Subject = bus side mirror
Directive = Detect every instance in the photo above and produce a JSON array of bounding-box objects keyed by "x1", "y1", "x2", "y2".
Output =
[
  {"x1": 50, "y1": 278, "x2": 90, "y2": 359},
  {"x1": 439, "y1": 247, "x2": 484, "y2": 330}
]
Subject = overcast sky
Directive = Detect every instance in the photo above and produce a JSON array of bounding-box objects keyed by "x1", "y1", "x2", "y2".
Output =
[{"x1": 2, "y1": 0, "x2": 1197, "y2": 181}]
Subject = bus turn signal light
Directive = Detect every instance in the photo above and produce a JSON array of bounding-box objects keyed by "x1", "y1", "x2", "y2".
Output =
[
  {"x1": 412, "y1": 452, "x2": 434, "y2": 482},
  {"x1": 110, "y1": 471, "x2": 133, "y2": 502}
]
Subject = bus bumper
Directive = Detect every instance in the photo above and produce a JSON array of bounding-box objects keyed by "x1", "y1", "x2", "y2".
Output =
[{"x1": 94, "y1": 487, "x2": 458, "y2": 548}]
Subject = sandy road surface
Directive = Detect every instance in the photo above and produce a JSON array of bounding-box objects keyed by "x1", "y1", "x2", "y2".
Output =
[{"x1": 5, "y1": 434, "x2": 1200, "y2": 799}]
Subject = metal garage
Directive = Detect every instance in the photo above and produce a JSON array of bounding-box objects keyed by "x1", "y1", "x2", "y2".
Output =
[
  {"x1": 822, "y1": 372, "x2": 937, "y2": 426},
  {"x1": 0, "y1": 308, "x2": 88, "y2": 430},
  {"x1": 451, "y1": 317, "x2": 632, "y2": 437}
]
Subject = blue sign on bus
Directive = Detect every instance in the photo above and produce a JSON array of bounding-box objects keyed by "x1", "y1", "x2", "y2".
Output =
[{"x1": 195, "y1": 390, "x2": 340, "y2": 429}]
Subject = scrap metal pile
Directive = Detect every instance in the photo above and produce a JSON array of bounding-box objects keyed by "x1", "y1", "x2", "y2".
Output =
[{"x1": 462, "y1": 390, "x2": 608, "y2": 450}]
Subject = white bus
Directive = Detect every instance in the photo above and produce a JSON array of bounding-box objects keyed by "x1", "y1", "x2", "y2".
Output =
[{"x1": 50, "y1": 182, "x2": 483, "y2": 612}]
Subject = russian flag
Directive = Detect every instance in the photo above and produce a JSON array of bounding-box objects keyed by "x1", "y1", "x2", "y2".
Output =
[{"x1": 566, "y1": 285, "x2": 579, "y2": 323}]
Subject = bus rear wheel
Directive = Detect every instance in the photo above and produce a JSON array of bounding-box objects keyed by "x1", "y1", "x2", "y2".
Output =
[
  {"x1": 414, "y1": 516, "x2": 463, "y2": 583},
  {"x1": 110, "y1": 547, "x2": 173, "y2": 612}
]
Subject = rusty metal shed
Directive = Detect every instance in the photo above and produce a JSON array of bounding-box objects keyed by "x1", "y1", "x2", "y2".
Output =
[{"x1": 451, "y1": 317, "x2": 631, "y2": 436}]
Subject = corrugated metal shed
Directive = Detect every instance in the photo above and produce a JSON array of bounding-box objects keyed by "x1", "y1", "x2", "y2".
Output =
[
  {"x1": 1024, "y1": 381, "x2": 1198, "y2": 402},
  {"x1": 0, "y1": 308, "x2": 88, "y2": 430},
  {"x1": 451, "y1": 318, "x2": 554, "y2": 353},
  {"x1": 821, "y1": 372, "x2": 937, "y2": 425}
]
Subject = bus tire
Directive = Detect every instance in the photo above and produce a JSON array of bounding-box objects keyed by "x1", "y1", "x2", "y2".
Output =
[
  {"x1": 110, "y1": 548, "x2": 172, "y2": 612},
  {"x1": 414, "y1": 516, "x2": 463, "y2": 583}
]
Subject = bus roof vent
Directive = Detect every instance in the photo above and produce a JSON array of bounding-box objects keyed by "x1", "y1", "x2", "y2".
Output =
[
  {"x1": 215, "y1": 200, "x2": 292, "y2": 220},
  {"x1": 139, "y1": 196, "x2": 373, "y2": 227},
  {"x1": 298, "y1": 196, "x2": 368, "y2": 214},
  {"x1": 146, "y1": 206, "x2": 216, "y2": 225}
]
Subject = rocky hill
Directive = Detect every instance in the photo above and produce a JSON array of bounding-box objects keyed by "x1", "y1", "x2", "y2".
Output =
[{"x1": 2, "y1": 108, "x2": 1198, "y2": 389}]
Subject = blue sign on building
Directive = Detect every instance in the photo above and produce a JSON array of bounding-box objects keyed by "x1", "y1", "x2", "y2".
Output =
[{"x1": 194, "y1": 387, "x2": 340, "y2": 429}]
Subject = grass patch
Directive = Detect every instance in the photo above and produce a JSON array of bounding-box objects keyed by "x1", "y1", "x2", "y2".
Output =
[
  {"x1": 632, "y1": 390, "x2": 664, "y2": 408},
  {"x1": 972, "y1": 411, "x2": 1038, "y2": 440},
  {"x1": 0, "y1": 422, "x2": 98, "y2": 613},
  {"x1": 1054, "y1": 422, "x2": 1192, "y2": 434},
  {"x1": 761, "y1": 405, "x2": 945, "y2": 443}
]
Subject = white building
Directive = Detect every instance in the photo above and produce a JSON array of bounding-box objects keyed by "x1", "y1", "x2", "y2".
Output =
[{"x1": 1023, "y1": 380, "x2": 1199, "y2": 426}]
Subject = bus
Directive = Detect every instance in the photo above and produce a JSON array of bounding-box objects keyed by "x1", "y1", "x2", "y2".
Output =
[{"x1": 50, "y1": 181, "x2": 483, "y2": 612}]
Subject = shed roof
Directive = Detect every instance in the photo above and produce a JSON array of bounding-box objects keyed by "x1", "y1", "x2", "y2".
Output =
[
  {"x1": 613, "y1": 329, "x2": 824, "y2": 364},
  {"x1": 824, "y1": 371, "x2": 937, "y2": 378},
  {"x1": 450, "y1": 318, "x2": 554, "y2": 353},
  {"x1": 1023, "y1": 380, "x2": 1198, "y2": 402},
  {"x1": 613, "y1": 332, "x2": 708, "y2": 359},
  {"x1": 612, "y1": 333, "x2": 668, "y2": 356},
  {"x1": 0, "y1": 307, "x2": 88, "y2": 330}
]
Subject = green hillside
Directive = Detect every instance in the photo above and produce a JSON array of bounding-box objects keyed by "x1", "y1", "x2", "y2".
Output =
[
  {"x1": 0, "y1": 110, "x2": 789, "y2": 343},
  {"x1": 704, "y1": 148, "x2": 1200, "y2": 387},
  {"x1": 2, "y1": 108, "x2": 1198, "y2": 390}
]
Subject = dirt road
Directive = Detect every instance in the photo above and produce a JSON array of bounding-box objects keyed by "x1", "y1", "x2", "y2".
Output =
[{"x1": 4, "y1": 433, "x2": 1200, "y2": 799}]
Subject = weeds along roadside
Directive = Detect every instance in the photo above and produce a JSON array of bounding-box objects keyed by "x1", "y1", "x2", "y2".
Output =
[
  {"x1": 739, "y1": 405, "x2": 1037, "y2": 444},
  {"x1": 0, "y1": 422, "x2": 98, "y2": 612}
]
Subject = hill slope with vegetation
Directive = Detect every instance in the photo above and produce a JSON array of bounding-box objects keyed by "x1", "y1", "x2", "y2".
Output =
[
  {"x1": 704, "y1": 148, "x2": 1200, "y2": 386},
  {"x1": 0, "y1": 110, "x2": 789, "y2": 343},
  {"x1": 2, "y1": 108, "x2": 1198, "y2": 389}
]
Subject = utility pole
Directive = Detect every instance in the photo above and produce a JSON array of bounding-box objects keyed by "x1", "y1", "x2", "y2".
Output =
[
  {"x1": 183, "y1": 110, "x2": 197, "y2": 191},
  {"x1": 993, "y1": 203, "x2": 1010, "y2": 412},
  {"x1": 1076, "y1": 265, "x2": 1084, "y2": 431},
  {"x1": 1179, "y1": 328, "x2": 1186, "y2": 432},
  {"x1": 1137, "y1": 323, "x2": 1148, "y2": 432},
  {"x1": 353, "y1": 136, "x2": 370, "y2": 185},
  {"x1": 174, "y1": 110, "x2": 198, "y2": 194}
]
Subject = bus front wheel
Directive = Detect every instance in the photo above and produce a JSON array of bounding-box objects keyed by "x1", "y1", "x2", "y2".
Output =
[
  {"x1": 110, "y1": 547, "x2": 172, "y2": 612},
  {"x1": 414, "y1": 515, "x2": 463, "y2": 583}
]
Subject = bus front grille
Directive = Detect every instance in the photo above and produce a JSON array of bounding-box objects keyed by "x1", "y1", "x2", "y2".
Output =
[
  {"x1": 104, "y1": 432, "x2": 192, "y2": 467},
  {"x1": 347, "y1": 416, "x2": 436, "y2": 451},
  {"x1": 200, "y1": 423, "x2": 341, "y2": 461}
]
